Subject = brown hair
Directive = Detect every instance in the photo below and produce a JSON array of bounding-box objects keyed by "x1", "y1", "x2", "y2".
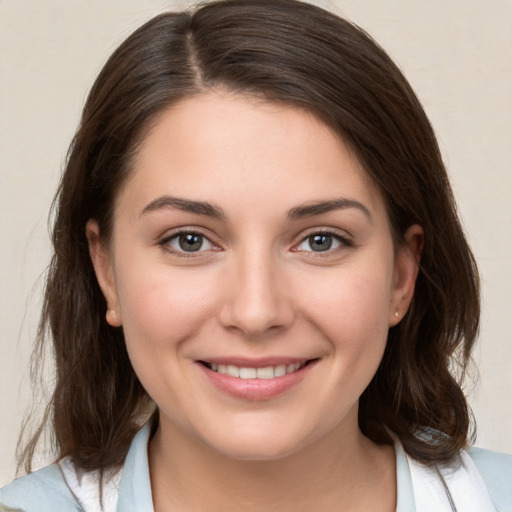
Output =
[{"x1": 19, "y1": 0, "x2": 479, "y2": 473}]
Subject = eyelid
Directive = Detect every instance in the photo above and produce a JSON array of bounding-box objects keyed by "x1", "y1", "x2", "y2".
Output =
[
  {"x1": 291, "y1": 228, "x2": 354, "y2": 253},
  {"x1": 168, "y1": 233, "x2": 214, "y2": 252},
  {"x1": 159, "y1": 227, "x2": 221, "y2": 256},
  {"x1": 157, "y1": 226, "x2": 353, "y2": 257}
]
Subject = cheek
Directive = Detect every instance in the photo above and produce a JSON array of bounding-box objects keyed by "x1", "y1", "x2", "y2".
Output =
[
  {"x1": 296, "y1": 261, "x2": 393, "y2": 375},
  {"x1": 301, "y1": 263, "x2": 392, "y2": 332},
  {"x1": 114, "y1": 256, "x2": 219, "y2": 356}
]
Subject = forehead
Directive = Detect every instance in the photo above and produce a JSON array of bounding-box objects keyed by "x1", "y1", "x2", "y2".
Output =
[{"x1": 116, "y1": 91, "x2": 387, "y2": 224}]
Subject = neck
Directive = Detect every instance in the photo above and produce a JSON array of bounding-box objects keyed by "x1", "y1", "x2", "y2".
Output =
[{"x1": 149, "y1": 412, "x2": 396, "y2": 512}]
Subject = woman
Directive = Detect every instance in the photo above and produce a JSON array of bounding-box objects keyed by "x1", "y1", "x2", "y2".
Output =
[{"x1": 1, "y1": 0, "x2": 510, "y2": 510}]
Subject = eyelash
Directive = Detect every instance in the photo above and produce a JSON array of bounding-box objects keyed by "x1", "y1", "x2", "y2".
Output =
[
  {"x1": 159, "y1": 229, "x2": 353, "y2": 258},
  {"x1": 159, "y1": 229, "x2": 219, "y2": 258},
  {"x1": 292, "y1": 230, "x2": 353, "y2": 256}
]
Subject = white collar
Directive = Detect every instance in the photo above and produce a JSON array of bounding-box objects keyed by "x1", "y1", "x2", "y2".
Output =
[
  {"x1": 396, "y1": 440, "x2": 497, "y2": 512},
  {"x1": 59, "y1": 425, "x2": 497, "y2": 512}
]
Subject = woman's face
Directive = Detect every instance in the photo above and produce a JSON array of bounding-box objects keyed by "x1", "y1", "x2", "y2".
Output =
[{"x1": 88, "y1": 91, "x2": 421, "y2": 460}]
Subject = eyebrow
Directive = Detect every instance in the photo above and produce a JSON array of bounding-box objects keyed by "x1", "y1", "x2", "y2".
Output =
[
  {"x1": 140, "y1": 196, "x2": 226, "y2": 219},
  {"x1": 140, "y1": 195, "x2": 371, "y2": 222},
  {"x1": 287, "y1": 198, "x2": 372, "y2": 221}
]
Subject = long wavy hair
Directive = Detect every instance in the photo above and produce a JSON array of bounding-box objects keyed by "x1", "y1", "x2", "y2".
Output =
[{"x1": 19, "y1": 0, "x2": 479, "y2": 473}]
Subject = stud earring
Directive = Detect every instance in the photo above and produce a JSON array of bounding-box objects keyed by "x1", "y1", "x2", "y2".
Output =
[{"x1": 394, "y1": 309, "x2": 399, "y2": 318}]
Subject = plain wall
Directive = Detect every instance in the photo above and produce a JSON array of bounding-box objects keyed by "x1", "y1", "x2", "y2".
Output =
[{"x1": 1, "y1": 0, "x2": 510, "y2": 486}]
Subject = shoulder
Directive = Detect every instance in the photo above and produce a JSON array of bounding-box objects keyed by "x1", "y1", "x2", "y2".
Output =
[
  {"x1": 0, "y1": 424, "x2": 151, "y2": 512},
  {"x1": 0, "y1": 463, "x2": 81, "y2": 512},
  {"x1": 466, "y1": 446, "x2": 512, "y2": 511}
]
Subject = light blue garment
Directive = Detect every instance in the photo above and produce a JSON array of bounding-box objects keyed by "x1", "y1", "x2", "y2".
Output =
[
  {"x1": 1, "y1": 425, "x2": 511, "y2": 511},
  {"x1": 466, "y1": 446, "x2": 512, "y2": 511}
]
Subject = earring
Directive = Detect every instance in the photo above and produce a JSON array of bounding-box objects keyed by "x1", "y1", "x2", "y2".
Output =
[{"x1": 394, "y1": 309, "x2": 399, "y2": 318}]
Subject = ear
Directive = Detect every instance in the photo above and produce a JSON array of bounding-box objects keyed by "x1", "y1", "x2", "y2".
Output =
[
  {"x1": 389, "y1": 224, "x2": 424, "y2": 327},
  {"x1": 86, "y1": 219, "x2": 122, "y2": 327}
]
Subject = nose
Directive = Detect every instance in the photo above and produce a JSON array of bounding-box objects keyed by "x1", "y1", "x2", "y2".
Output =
[{"x1": 218, "y1": 249, "x2": 294, "y2": 338}]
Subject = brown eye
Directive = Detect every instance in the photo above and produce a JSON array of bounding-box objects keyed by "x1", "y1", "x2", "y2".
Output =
[
  {"x1": 179, "y1": 233, "x2": 203, "y2": 252},
  {"x1": 297, "y1": 233, "x2": 342, "y2": 253},
  {"x1": 166, "y1": 232, "x2": 214, "y2": 253},
  {"x1": 308, "y1": 234, "x2": 333, "y2": 252}
]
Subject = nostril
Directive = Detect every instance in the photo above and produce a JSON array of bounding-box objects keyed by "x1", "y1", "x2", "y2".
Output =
[{"x1": 218, "y1": 298, "x2": 295, "y2": 338}]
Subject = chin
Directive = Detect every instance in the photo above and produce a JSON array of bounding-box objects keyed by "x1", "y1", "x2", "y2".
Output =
[
  {"x1": 199, "y1": 422, "x2": 317, "y2": 462},
  {"x1": 213, "y1": 439, "x2": 303, "y2": 462}
]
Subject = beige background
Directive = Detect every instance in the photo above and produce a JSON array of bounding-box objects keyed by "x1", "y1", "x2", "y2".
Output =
[{"x1": 0, "y1": 0, "x2": 510, "y2": 486}]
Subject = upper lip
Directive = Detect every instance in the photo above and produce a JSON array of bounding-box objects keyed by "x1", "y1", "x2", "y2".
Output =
[{"x1": 197, "y1": 357, "x2": 316, "y2": 368}]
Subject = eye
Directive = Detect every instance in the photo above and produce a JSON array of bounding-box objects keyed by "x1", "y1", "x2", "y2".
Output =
[
  {"x1": 295, "y1": 232, "x2": 346, "y2": 253},
  {"x1": 165, "y1": 232, "x2": 214, "y2": 253}
]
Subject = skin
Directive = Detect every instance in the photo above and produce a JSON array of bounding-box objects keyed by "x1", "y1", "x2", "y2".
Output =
[{"x1": 88, "y1": 90, "x2": 423, "y2": 511}]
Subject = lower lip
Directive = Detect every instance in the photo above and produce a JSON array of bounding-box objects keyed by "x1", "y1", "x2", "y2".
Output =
[{"x1": 197, "y1": 361, "x2": 317, "y2": 401}]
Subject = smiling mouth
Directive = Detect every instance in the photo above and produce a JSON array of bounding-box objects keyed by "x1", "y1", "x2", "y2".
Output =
[{"x1": 200, "y1": 360, "x2": 316, "y2": 380}]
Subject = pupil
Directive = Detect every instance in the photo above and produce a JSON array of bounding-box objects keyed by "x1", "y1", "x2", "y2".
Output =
[
  {"x1": 179, "y1": 233, "x2": 203, "y2": 252},
  {"x1": 310, "y1": 234, "x2": 332, "y2": 252}
]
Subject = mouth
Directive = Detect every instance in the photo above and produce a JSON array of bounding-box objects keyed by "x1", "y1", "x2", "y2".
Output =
[
  {"x1": 199, "y1": 359, "x2": 317, "y2": 379},
  {"x1": 197, "y1": 358, "x2": 319, "y2": 400}
]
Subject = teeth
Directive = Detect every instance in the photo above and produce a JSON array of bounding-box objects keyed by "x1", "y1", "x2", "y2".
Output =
[
  {"x1": 286, "y1": 363, "x2": 295, "y2": 373},
  {"x1": 239, "y1": 367, "x2": 257, "y2": 379},
  {"x1": 210, "y1": 362, "x2": 305, "y2": 379},
  {"x1": 226, "y1": 365, "x2": 240, "y2": 378},
  {"x1": 256, "y1": 367, "x2": 274, "y2": 379},
  {"x1": 275, "y1": 365, "x2": 286, "y2": 377}
]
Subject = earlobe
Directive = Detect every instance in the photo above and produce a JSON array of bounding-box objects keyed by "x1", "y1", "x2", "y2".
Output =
[
  {"x1": 86, "y1": 219, "x2": 122, "y2": 327},
  {"x1": 389, "y1": 224, "x2": 424, "y2": 326}
]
